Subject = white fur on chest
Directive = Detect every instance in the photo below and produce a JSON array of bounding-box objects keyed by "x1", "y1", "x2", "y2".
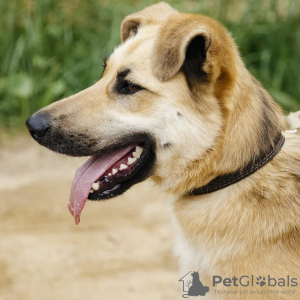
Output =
[
  {"x1": 172, "y1": 215, "x2": 211, "y2": 274},
  {"x1": 170, "y1": 187, "x2": 236, "y2": 276}
]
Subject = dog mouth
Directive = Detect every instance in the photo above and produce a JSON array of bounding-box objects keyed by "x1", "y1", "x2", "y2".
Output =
[
  {"x1": 88, "y1": 144, "x2": 150, "y2": 199},
  {"x1": 68, "y1": 139, "x2": 155, "y2": 224}
]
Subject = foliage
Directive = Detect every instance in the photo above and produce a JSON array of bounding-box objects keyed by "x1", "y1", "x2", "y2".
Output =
[{"x1": 0, "y1": 0, "x2": 299, "y2": 129}]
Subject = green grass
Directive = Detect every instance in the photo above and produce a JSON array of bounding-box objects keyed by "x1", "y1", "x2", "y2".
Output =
[{"x1": 0, "y1": 0, "x2": 299, "y2": 129}]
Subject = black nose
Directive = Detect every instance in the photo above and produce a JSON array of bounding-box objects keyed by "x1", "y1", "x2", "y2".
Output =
[{"x1": 26, "y1": 113, "x2": 50, "y2": 139}]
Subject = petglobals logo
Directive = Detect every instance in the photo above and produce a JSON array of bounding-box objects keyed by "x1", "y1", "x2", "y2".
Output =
[
  {"x1": 213, "y1": 275, "x2": 298, "y2": 287},
  {"x1": 179, "y1": 271, "x2": 209, "y2": 298},
  {"x1": 178, "y1": 272, "x2": 298, "y2": 298}
]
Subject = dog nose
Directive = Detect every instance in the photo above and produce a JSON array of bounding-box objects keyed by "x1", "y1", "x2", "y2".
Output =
[{"x1": 26, "y1": 113, "x2": 50, "y2": 139}]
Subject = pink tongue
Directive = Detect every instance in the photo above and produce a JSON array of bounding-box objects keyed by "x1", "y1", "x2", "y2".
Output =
[{"x1": 68, "y1": 144, "x2": 136, "y2": 225}]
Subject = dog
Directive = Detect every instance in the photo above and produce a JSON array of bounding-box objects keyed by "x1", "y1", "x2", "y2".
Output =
[{"x1": 26, "y1": 3, "x2": 300, "y2": 298}]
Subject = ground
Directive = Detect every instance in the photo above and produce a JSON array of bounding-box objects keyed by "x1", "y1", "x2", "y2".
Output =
[
  {"x1": 0, "y1": 135, "x2": 180, "y2": 300},
  {"x1": 2, "y1": 114, "x2": 299, "y2": 300}
]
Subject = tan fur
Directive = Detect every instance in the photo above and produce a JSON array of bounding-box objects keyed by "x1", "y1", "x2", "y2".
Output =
[
  {"x1": 173, "y1": 135, "x2": 300, "y2": 299},
  {"x1": 34, "y1": 3, "x2": 300, "y2": 298}
]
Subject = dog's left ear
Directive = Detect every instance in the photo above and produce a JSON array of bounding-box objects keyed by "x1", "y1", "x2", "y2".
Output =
[
  {"x1": 121, "y1": 3, "x2": 177, "y2": 43},
  {"x1": 121, "y1": 15, "x2": 140, "y2": 42},
  {"x1": 152, "y1": 14, "x2": 211, "y2": 82}
]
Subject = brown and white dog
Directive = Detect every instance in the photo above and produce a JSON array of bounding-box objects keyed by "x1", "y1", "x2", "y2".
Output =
[{"x1": 26, "y1": 3, "x2": 300, "y2": 298}]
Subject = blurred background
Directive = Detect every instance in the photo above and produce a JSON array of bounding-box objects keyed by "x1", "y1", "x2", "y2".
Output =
[{"x1": 0, "y1": 0, "x2": 300, "y2": 299}]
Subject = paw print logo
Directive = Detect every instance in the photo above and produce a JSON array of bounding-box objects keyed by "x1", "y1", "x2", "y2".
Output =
[{"x1": 256, "y1": 276, "x2": 266, "y2": 286}]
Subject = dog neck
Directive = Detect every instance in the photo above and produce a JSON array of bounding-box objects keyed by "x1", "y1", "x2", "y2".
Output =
[
  {"x1": 182, "y1": 69, "x2": 286, "y2": 196},
  {"x1": 188, "y1": 133, "x2": 285, "y2": 195}
]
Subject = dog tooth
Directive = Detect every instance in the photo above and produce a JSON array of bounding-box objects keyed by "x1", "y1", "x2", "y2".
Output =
[
  {"x1": 127, "y1": 157, "x2": 137, "y2": 165},
  {"x1": 135, "y1": 146, "x2": 144, "y2": 154},
  {"x1": 90, "y1": 189, "x2": 94, "y2": 193},
  {"x1": 92, "y1": 181, "x2": 100, "y2": 191},
  {"x1": 108, "y1": 173, "x2": 112, "y2": 176},
  {"x1": 112, "y1": 168, "x2": 118, "y2": 175},
  {"x1": 135, "y1": 146, "x2": 143, "y2": 155},
  {"x1": 132, "y1": 151, "x2": 142, "y2": 159},
  {"x1": 119, "y1": 164, "x2": 128, "y2": 171}
]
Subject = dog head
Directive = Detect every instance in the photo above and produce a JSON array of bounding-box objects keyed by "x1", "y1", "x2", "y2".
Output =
[{"x1": 26, "y1": 3, "x2": 283, "y2": 222}]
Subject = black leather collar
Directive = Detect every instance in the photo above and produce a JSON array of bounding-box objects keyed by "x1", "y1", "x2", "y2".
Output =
[{"x1": 188, "y1": 133, "x2": 285, "y2": 196}]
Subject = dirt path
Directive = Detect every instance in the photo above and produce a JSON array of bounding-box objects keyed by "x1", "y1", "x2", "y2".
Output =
[{"x1": 0, "y1": 135, "x2": 180, "y2": 300}]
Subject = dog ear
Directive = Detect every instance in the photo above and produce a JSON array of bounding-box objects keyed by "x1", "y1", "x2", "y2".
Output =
[
  {"x1": 121, "y1": 2, "x2": 177, "y2": 43},
  {"x1": 152, "y1": 15, "x2": 212, "y2": 82},
  {"x1": 121, "y1": 17, "x2": 140, "y2": 43}
]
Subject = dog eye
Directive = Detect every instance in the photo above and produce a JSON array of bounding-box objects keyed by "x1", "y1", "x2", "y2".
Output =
[{"x1": 119, "y1": 81, "x2": 142, "y2": 94}]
